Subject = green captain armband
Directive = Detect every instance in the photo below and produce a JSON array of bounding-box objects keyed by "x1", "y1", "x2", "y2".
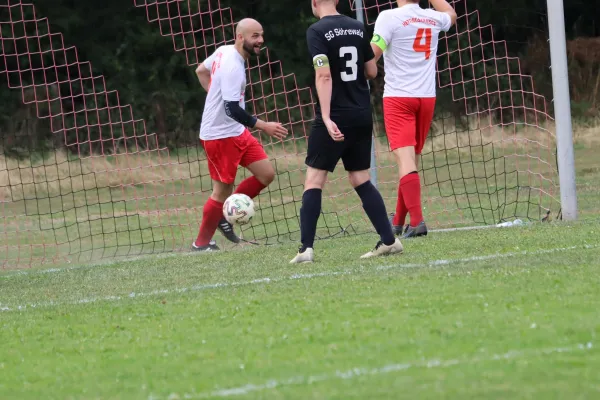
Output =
[
  {"x1": 313, "y1": 54, "x2": 329, "y2": 69},
  {"x1": 371, "y1": 34, "x2": 387, "y2": 51}
]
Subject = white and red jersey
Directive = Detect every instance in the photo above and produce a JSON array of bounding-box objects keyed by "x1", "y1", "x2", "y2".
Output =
[
  {"x1": 373, "y1": 4, "x2": 452, "y2": 98},
  {"x1": 200, "y1": 45, "x2": 247, "y2": 140}
]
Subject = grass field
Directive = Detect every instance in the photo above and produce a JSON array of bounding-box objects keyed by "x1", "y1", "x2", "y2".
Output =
[
  {"x1": 1, "y1": 126, "x2": 599, "y2": 398},
  {"x1": 1, "y1": 218, "x2": 600, "y2": 399}
]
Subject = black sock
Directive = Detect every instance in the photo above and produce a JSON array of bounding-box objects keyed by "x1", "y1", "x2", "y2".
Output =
[
  {"x1": 355, "y1": 181, "x2": 395, "y2": 246},
  {"x1": 300, "y1": 188, "x2": 322, "y2": 249}
]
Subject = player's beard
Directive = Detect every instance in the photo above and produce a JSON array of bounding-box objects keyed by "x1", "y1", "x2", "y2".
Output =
[{"x1": 242, "y1": 40, "x2": 261, "y2": 57}]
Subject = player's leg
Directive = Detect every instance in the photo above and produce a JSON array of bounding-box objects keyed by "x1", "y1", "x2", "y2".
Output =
[
  {"x1": 384, "y1": 97, "x2": 427, "y2": 237},
  {"x1": 390, "y1": 180, "x2": 409, "y2": 236},
  {"x1": 290, "y1": 123, "x2": 341, "y2": 264},
  {"x1": 384, "y1": 97, "x2": 418, "y2": 235},
  {"x1": 342, "y1": 127, "x2": 403, "y2": 259},
  {"x1": 237, "y1": 129, "x2": 274, "y2": 198},
  {"x1": 219, "y1": 156, "x2": 274, "y2": 243},
  {"x1": 239, "y1": 159, "x2": 273, "y2": 195},
  {"x1": 289, "y1": 166, "x2": 328, "y2": 263},
  {"x1": 193, "y1": 138, "x2": 240, "y2": 251},
  {"x1": 211, "y1": 130, "x2": 273, "y2": 244},
  {"x1": 392, "y1": 146, "x2": 426, "y2": 236},
  {"x1": 401, "y1": 97, "x2": 436, "y2": 239},
  {"x1": 193, "y1": 180, "x2": 235, "y2": 251}
]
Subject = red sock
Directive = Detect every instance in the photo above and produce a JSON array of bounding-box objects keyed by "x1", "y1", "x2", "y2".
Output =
[
  {"x1": 195, "y1": 198, "x2": 224, "y2": 247},
  {"x1": 234, "y1": 176, "x2": 266, "y2": 199},
  {"x1": 400, "y1": 172, "x2": 423, "y2": 227},
  {"x1": 392, "y1": 182, "x2": 408, "y2": 226}
]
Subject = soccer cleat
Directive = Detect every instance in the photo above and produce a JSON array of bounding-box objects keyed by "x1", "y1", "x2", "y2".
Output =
[
  {"x1": 217, "y1": 217, "x2": 241, "y2": 244},
  {"x1": 360, "y1": 238, "x2": 404, "y2": 259},
  {"x1": 191, "y1": 240, "x2": 220, "y2": 252},
  {"x1": 290, "y1": 246, "x2": 314, "y2": 264},
  {"x1": 388, "y1": 213, "x2": 407, "y2": 236},
  {"x1": 401, "y1": 221, "x2": 428, "y2": 239}
]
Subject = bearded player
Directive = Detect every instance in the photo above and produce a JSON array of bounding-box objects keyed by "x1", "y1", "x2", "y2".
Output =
[
  {"x1": 371, "y1": 0, "x2": 456, "y2": 238},
  {"x1": 192, "y1": 18, "x2": 288, "y2": 252},
  {"x1": 290, "y1": 0, "x2": 403, "y2": 263}
]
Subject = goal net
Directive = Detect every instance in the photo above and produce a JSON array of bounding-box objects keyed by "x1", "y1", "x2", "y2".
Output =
[{"x1": 0, "y1": 0, "x2": 559, "y2": 269}]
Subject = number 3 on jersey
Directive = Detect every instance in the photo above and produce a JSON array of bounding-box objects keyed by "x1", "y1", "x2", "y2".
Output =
[
  {"x1": 413, "y1": 28, "x2": 432, "y2": 60},
  {"x1": 340, "y1": 46, "x2": 358, "y2": 82}
]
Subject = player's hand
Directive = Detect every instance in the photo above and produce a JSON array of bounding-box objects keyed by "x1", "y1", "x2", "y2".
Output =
[
  {"x1": 324, "y1": 118, "x2": 344, "y2": 142},
  {"x1": 261, "y1": 121, "x2": 288, "y2": 140}
]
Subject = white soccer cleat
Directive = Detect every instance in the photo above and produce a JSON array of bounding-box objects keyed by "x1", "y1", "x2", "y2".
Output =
[
  {"x1": 290, "y1": 247, "x2": 314, "y2": 264},
  {"x1": 360, "y1": 238, "x2": 404, "y2": 259}
]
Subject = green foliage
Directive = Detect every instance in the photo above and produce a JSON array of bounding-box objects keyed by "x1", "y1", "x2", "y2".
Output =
[{"x1": 0, "y1": 0, "x2": 598, "y2": 154}]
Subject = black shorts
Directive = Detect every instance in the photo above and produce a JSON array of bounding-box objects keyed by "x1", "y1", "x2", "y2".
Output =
[{"x1": 305, "y1": 122, "x2": 373, "y2": 173}]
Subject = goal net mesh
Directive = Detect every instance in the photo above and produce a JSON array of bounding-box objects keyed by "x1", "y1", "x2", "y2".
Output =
[{"x1": 0, "y1": 0, "x2": 559, "y2": 268}]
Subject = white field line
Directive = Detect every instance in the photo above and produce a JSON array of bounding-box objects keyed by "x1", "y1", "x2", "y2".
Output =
[
  {"x1": 1, "y1": 244, "x2": 597, "y2": 313},
  {"x1": 0, "y1": 220, "x2": 530, "y2": 279},
  {"x1": 377, "y1": 243, "x2": 599, "y2": 271},
  {"x1": 175, "y1": 342, "x2": 594, "y2": 399}
]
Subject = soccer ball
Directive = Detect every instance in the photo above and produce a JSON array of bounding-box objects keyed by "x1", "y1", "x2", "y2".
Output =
[{"x1": 223, "y1": 194, "x2": 255, "y2": 225}]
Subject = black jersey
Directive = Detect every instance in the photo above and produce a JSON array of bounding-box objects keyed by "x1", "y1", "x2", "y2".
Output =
[{"x1": 306, "y1": 15, "x2": 375, "y2": 128}]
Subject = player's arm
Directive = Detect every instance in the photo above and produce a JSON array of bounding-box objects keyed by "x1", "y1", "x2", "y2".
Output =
[
  {"x1": 195, "y1": 63, "x2": 211, "y2": 92},
  {"x1": 313, "y1": 57, "x2": 333, "y2": 123},
  {"x1": 196, "y1": 51, "x2": 217, "y2": 92},
  {"x1": 313, "y1": 62, "x2": 343, "y2": 141},
  {"x1": 306, "y1": 28, "x2": 333, "y2": 121},
  {"x1": 223, "y1": 101, "x2": 257, "y2": 128},
  {"x1": 370, "y1": 36, "x2": 385, "y2": 64},
  {"x1": 365, "y1": 59, "x2": 378, "y2": 80},
  {"x1": 221, "y1": 66, "x2": 287, "y2": 139},
  {"x1": 363, "y1": 31, "x2": 378, "y2": 80},
  {"x1": 307, "y1": 27, "x2": 343, "y2": 141},
  {"x1": 222, "y1": 101, "x2": 287, "y2": 140},
  {"x1": 430, "y1": 0, "x2": 457, "y2": 27},
  {"x1": 370, "y1": 11, "x2": 393, "y2": 63}
]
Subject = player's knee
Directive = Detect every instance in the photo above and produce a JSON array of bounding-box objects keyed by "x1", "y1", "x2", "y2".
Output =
[
  {"x1": 305, "y1": 169, "x2": 327, "y2": 190},
  {"x1": 399, "y1": 165, "x2": 417, "y2": 179},
  {"x1": 305, "y1": 177, "x2": 326, "y2": 190},
  {"x1": 257, "y1": 168, "x2": 275, "y2": 186},
  {"x1": 393, "y1": 149, "x2": 417, "y2": 178},
  {"x1": 212, "y1": 183, "x2": 234, "y2": 203},
  {"x1": 348, "y1": 171, "x2": 370, "y2": 188}
]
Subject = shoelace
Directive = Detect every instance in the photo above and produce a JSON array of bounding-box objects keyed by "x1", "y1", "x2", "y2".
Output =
[{"x1": 374, "y1": 241, "x2": 384, "y2": 251}]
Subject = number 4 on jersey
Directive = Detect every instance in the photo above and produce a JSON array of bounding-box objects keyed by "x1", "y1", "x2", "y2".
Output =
[{"x1": 413, "y1": 28, "x2": 432, "y2": 60}]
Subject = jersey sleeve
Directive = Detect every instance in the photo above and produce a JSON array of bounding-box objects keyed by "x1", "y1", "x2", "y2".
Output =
[
  {"x1": 372, "y1": 11, "x2": 394, "y2": 51},
  {"x1": 424, "y1": 9, "x2": 453, "y2": 32},
  {"x1": 203, "y1": 49, "x2": 218, "y2": 70},
  {"x1": 438, "y1": 12, "x2": 453, "y2": 32},
  {"x1": 306, "y1": 27, "x2": 330, "y2": 69},
  {"x1": 220, "y1": 62, "x2": 246, "y2": 102}
]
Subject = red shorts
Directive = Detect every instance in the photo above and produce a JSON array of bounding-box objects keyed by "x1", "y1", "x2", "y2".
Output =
[
  {"x1": 201, "y1": 129, "x2": 268, "y2": 184},
  {"x1": 383, "y1": 97, "x2": 436, "y2": 154}
]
